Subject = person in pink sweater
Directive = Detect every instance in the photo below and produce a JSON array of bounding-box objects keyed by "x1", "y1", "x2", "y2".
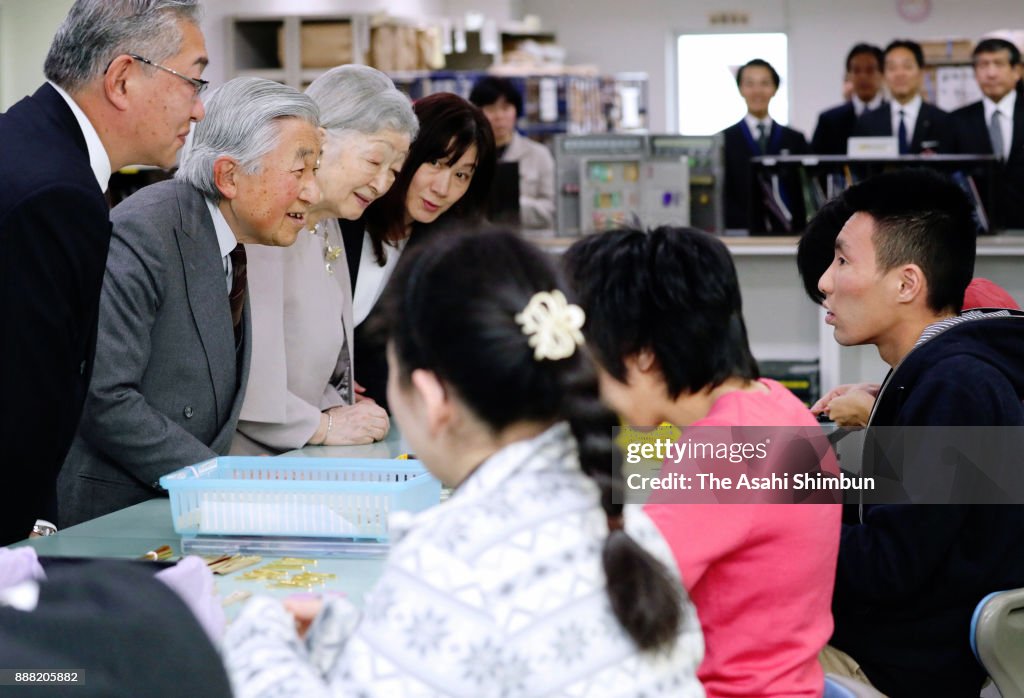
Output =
[{"x1": 565, "y1": 226, "x2": 842, "y2": 698}]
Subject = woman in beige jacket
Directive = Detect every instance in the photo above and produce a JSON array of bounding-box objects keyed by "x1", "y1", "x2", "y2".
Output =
[{"x1": 232, "y1": 66, "x2": 418, "y2": 454}]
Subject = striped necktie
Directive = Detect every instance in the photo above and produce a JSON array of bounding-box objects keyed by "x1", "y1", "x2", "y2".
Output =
[
  {"x1": 897, "y1": 109, "x2": 909, "y2": 154},
  {"x1": 989, "y1": 110, "x2": 1006, "y2": 161},
  {"x1": 757, "y1": 122, "x2": 769, "y2": 154}
]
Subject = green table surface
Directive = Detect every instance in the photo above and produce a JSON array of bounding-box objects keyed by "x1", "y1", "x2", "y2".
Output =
[{"x1": 13, "y1": 431, "x2": 418, "y2": 608}]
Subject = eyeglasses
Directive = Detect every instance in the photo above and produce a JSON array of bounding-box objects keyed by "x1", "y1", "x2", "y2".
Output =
[{"x1": 128, "y1": 53, "x2": 208, "y2": 97}]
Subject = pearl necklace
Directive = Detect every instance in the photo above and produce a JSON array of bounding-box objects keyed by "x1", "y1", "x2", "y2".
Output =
[{"x1": 310, "y1": 220, "x2": 343, "y2": 274}]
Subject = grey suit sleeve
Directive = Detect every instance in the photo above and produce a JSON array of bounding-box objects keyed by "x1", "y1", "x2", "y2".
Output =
[{"x1": 78, "y1": 212, "x2": 217, "y2": 486}]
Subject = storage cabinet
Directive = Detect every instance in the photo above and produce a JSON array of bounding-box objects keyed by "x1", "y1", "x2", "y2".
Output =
[
  {"x1": 226, "y1": 15, "x2": 372, "y2": 88},
  {"x1": 748, "y1": 154, "x2": 997, "y2": 234}
]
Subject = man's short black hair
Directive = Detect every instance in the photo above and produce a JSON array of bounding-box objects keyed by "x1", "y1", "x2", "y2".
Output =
[
  {"x1": 973, "y1": 38, "x2": 1022, "y2": 67},
  {"x1": 841, "y1": 169, "x2": 977, "y2": 314},
  {"x1": 736, "y1": 59, "x2": 780, "y2": 89},
  {"x1": 846, "y1": 43, "x2": 884, "y2": 73},
  {"x1": 468, "y1": 76, "x2": 523, "y2": 117},
  {"x1": 884, "y1": 39, "x2": 925, "y2": 69},
  {"x1": 798, "y1": 197, "x2": 854, "y2": 305},
  {"x1": 563, "y1": 227, "x2": 759, "y2": 399}
]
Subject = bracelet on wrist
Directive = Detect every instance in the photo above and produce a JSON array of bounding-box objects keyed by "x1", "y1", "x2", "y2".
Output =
[{"x1": 323, "y1": 411, "x2": 334, "y2": 444}]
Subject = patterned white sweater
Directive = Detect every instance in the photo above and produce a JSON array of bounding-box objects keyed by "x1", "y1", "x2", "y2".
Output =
[{"x1": 223, "y1": 423, "x2": 705, "y2": 697}]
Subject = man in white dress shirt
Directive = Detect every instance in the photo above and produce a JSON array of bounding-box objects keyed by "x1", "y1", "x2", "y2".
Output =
[
  {"x1": 852, "y1": 39, "x2": 953, "y2": 154},
  {"x1": 811, "y1": 43, "x2": 885, "y2": 154},
  {"x1": 952, "y1": 37, "x2": 1024, "y2": 229}
]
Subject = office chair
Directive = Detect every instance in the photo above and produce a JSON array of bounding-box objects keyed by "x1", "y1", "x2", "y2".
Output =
[{"x1": 971, "y1": 587, "x2": 1024, "y2": 698}]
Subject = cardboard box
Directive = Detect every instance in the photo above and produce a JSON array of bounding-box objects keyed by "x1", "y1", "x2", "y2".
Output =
[
  {"x1": 919, "y1": 38, "x2": 974, "y2": 65},
  {"x1": 279, "y1": 22, "x2": 354, "y2": 69},
  {"x1": 370, "y1": 24, "x2": 423, "y2": 72}
]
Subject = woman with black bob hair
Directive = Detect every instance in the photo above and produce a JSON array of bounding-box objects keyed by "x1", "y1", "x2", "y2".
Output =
[
  {"x1": 563, "y1": 226, "x2": 840, "y2": 698},
  {"x1": 342, "y1": 92, "x2": 497, "y2": 407},
  {"x1": 223, "y1": 230, "x2": 704, "y2": 697}
]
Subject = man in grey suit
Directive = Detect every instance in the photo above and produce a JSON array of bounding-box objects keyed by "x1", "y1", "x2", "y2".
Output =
[{"x1": 58, "y1": 78, "x2": 322, "y2": 526}]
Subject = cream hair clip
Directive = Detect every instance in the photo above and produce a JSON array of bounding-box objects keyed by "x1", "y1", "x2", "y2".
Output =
[{"x1": 515, "y1": 290, "x2": 586, "y2": 361}]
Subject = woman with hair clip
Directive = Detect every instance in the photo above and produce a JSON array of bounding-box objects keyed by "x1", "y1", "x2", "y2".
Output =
[
  {"x1": 564, "y1": 226, "x2": 841, "y2": 698},
  {"x1": 232, "y1": 65, "x2": 418, "y2": 454},
  {"x1": 340, "y1": 92, "x2": 497, "y2": 408},
  {"x1": 223, "y1": 230, "x2": 705, "y2": 698}
]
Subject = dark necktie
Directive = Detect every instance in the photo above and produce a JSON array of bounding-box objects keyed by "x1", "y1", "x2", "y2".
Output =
[
  {"x1": 897, "y1": 109, "x2": 909, "y2": 154},
  {"x1": 228, "y1": 244, "x2": 247, "y2": 344},
  {"x1": 757, "y1": 122, "x2": 769, "y2": 154},
  {"x1": 989, "y1": 110, "x2": 1005, "y2": 161}
]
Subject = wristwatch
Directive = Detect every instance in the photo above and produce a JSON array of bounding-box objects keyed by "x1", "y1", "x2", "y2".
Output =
[{"x1": 31, "y1": 520, "x2": 57, "y2": 537}]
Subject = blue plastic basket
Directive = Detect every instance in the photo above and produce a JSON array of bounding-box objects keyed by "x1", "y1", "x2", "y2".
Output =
[{"x1": 159, "y1": 457, "x2": 440, "y2": 541}]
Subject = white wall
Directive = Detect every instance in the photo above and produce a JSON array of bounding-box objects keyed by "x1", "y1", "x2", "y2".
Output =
[
  {"x1": 0, "y1": 0, "x2": 446, "y2": 109},
  {"x1": 524, "y1": 0, "x2": 1024, "y2": 135},
  {"x1": 0, "y1": 0, "x2": 74, "y2": 109}
]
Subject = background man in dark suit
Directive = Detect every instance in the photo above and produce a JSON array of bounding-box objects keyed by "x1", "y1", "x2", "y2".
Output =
[
  {"x1": 853, "y1": 39, "x2": 954, "y2": 153},
  {"x1": 812, "y1": 44, "x2": 885, "y2": 154},
  {"x1": 58, "y1": 78, "x2": 322, "y2": 526},
  {"x1": 722, "y1": 58, "x2": 810, "y2": 232},
  {"x1": 952, "y1": 38, "x2": 1024, "y2": 230},
  {"x1": 0, "y1": 0, "x2": 208, "y2": 545}
]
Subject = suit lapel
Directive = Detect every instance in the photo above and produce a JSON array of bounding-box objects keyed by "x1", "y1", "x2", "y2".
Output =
[
  {"x1": 912, "y1": 104, "x2": 931, "y2": 151},
  {"x1": 841, "y1": 102, "x2": 857, "y2": 130},
  {"x1": 767, "y1": 122, "x2": 784, "y2": 153},
  {"x1": 212, "y1": 299, "x2": 250, "y2": 453},
  {"x1": 1010, "y1": 98, "x2": 1024, "y2": 162},
  {"x1": 738, "y1": 120, "x2": 760, "y2": 156},
  {"x1": 876, "y1": 102, "x2": 893, "y2": 135},
  {"x1": 33, "y1": 83, "x2": 89, "y2": 157},
  {"x1": 968, "y1": 102, "x2": 993, "y2": 154},
  {"x1": 173, "y1": 180, "x2": 237, "y2": 421}
]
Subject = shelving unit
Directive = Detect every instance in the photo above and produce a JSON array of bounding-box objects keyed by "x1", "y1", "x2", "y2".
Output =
[
  {"x1": 387, "y1": 70, "x2": 648, "y2": 144},
  {"x1": 225, "y1": 16, "x2": 647, "y2": 144},
  {"x1": 748, "y1": 154, "x2": 998, "y2": 235},
  {"x1": 226, "y1": 15, "x2": 373, "y2": 88},
  {"x1": 919, "y1": 37, "x2": 980, "y2": 112},
  {"x1": 553, "y1": 133, "x2": 723, "y2": 236}
]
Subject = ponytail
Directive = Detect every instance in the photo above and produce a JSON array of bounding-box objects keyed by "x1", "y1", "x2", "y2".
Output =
[
  {"x1": 559, "y1": 356, "x2": 684, "y2": 653},
  {"x1": 382, "y1": 228, "x2": 687, "y2": 652}
]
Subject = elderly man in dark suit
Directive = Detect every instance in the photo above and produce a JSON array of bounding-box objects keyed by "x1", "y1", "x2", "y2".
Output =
[
  {"x1": 722, "y1": 58, "x2": 810, "y2": 232},
  {"x1": 811, "y1": 44, "x2": 885, "y2": 155},
  {"x1": 951, "y1": 38, "x2": 1024, "y2": 230},
  {"x1": 0, "y1": 0, "x2": 208, "y2": 545},
  {"x1": 853, "y1": 39, "x2": 954, "y2": 154},
  {"x1": 57, "y1": 78, "x2": 322, "y2": 526}
]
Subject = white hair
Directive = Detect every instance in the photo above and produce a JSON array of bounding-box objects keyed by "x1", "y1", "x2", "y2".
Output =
[
  {"x1": 305, "y1": 64, "x2": 418, "y2": 140},
  {"x1": 176, "y1": 77, "x2": 320, "y2": 202}
]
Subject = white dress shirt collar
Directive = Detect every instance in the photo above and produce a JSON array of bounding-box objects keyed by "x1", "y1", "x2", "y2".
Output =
[
  {"x1": 852, "y1": 93, "x2": 883, "y2": 116},
  {"x1": 47, "y1": 80, "x2": 112, "y2": 192},
  {"x1": 744, "y1": 113, "x2": 774, "y2": 135},
  {"x1": 205, "y1": 198, "x2": 241, "y2": 291},
  {"x1": 983, "y1": 90, "x2": 1016, "y2": 159},
  {"x1": 204, "y1": 199, "x2": 240, "y2": 258},
  {"x1": 891, "y1": 94, "x2": 922, "y2": 143}
]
